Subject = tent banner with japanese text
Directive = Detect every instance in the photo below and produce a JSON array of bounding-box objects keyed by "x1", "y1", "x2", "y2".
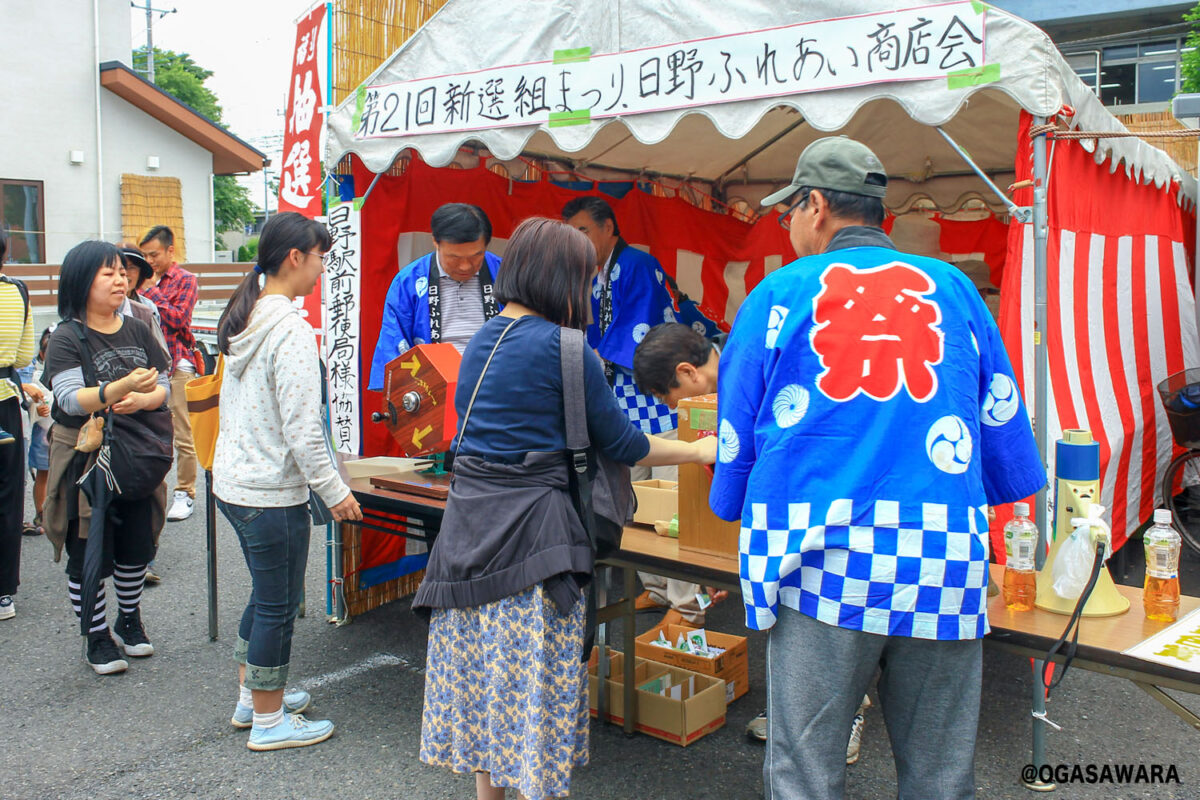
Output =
[
  {"x1": 322, "y1": 201, "x2": 362, "y2": 455},
  {"x1": 281, "y1": 5, "x2": 327, "y2": 332},
  {"x1": 281, "y1": 6, "x2": 325, "y2": 214},
  {"x1": 353, "y1": 1, "x2": 987, "y2": 139}
]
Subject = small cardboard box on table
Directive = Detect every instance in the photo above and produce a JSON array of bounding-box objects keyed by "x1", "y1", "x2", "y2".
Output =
[
  {"x1": 634, "y1": 622, "x2": 750, "y2": 705},
  {"x1": 631, "y1": 479, "x2": 678, "y2": 525},
  {"x1": 675, "y1": 394, "x2": 739, "y2": 557},
  {"x1": 587, "y1": 648, "x2": 726, "y2": 747}
]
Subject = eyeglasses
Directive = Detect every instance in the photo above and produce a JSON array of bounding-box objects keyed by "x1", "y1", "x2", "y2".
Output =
[{"x1": 776, "y1": 189, "x2": 812, "y2": 231}]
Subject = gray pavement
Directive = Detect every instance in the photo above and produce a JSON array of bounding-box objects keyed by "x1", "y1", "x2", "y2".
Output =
[{"x1": 2, "y1": 471, "x2": 1198, "y2": 799}]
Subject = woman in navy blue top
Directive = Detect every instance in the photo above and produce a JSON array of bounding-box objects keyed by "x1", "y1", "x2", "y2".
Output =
[{"x1": 414, "y1": 218, "x2": 716, "y2": 800}]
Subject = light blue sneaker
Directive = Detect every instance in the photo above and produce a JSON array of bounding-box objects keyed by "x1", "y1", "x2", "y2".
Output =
[
  {"x1": 231, "y1": 689, "x2": 312, "y2": 729},
  {"x1": 247, "y1": 713, "x2": 334, "y2": 751}
]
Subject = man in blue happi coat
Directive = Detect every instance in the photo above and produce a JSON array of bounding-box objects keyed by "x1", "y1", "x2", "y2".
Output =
[
  {"x1": 562, "y1": 195, "x2": 712, "y2": 628},
  {"x1": 711, "y1": 137, "x2": 1046, "y2": 800},
  {"x1": 368, "y1": 204, "x2": 502, "y2": 391}
]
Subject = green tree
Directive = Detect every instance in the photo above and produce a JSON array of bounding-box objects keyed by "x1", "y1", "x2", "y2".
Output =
[
  {"x1": 133, "y1": 47, "x2": 257, "y2": 249},
  {"x1": 237, "y1": 237, "x2": 259, "y2": 263},
  {"x1": 1184, "y1": 3, "x2": 1200, "y2": 93}
]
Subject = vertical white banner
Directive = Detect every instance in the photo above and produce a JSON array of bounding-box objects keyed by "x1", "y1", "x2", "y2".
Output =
[{"x1": 323, "y1": 201, "x2": 362, "y2": 454}]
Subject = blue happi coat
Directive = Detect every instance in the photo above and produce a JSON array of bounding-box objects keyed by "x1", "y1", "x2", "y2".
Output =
[
  {"x1": 368, "y1": 251, "x2": 502, "y2": 391},
  {"x1": 711, "y1": 227, "x2": 1046, "y2": 640},
  {"x1": 590, "y1": 243, "x2": 680, "y2": 434}
]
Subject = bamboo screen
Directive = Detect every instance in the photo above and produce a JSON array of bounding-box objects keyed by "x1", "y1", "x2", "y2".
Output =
[
  {"x1": 1116, "y1": 110, "x2": 1197, "y2": 178},
  {"x1": 120, "y1": 174, "x2": 187, "y2": 261},
  {"x1": 332, "y1": 0, "x2": 451, "y2": 105}
]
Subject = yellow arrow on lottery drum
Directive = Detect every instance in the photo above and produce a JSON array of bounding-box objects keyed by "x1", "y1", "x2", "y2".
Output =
[
  {"x1": 400, "y1": 355, "x2": 421, "y2": 377},
  {"x1": 411, "y1": 424, "x2": 433, "y2": 449}
]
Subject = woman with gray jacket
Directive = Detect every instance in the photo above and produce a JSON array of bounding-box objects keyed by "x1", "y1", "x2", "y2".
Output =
[{"x1": 214, "y1": 212, "x2": 362, "y2": 751}]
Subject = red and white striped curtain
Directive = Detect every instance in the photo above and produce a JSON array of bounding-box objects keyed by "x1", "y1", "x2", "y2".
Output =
[{"x1": 1000, "y1": 112, "x2": 1199, "y2": 551}]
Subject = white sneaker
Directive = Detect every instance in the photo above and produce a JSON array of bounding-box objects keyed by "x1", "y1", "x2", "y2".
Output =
[
  {"x1": 0, "y1": 595, "x2": 14, "y2": 620},
  {"x1": 846, "y1": 695, "x2": 871, "y2": 765},
  {"x1": 167, "y1": 491, "x2": 194, "y2": 521}
]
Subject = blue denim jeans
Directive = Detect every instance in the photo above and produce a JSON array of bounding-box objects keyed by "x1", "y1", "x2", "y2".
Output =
[{"x1": 218, "y1": 499, "x2": 310, "y2": 691}]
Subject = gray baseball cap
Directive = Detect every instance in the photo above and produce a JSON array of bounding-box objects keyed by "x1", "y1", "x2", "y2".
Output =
[{"x1": 761, "y1": 136, "x2": 888, "y2": 207}]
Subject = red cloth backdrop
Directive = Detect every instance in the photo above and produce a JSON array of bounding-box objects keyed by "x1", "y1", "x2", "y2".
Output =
[
  {"x1": 352, "y1": 156, "x2": 1011, "y2": 458},
  {"x1": 348, "y1": 157, "x2": 1011, "y2": 577},
  {"x1": 997, "y1": 111, "x2": 1199, "y2": 556}
]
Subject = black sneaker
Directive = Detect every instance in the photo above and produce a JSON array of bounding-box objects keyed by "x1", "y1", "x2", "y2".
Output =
[
  {"x1": 112, "y1": 609, "x2": 155, "y2": 657},
  {"x1": 86, "y1": 630, "x2": 129, "y2": 675}
]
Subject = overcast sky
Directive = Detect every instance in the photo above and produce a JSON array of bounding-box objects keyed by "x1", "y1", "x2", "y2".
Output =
[
  {"x1": 130, "y1": 0, "x2": 320, "y2": 142},
  {"x1": 130, "y1": 0, "x2": 328, "y2": 210}
]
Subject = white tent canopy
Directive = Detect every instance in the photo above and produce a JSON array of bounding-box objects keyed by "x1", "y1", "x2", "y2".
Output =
[{"x1": 326, "y1": 0, "x2": 1195, "y2": 212}]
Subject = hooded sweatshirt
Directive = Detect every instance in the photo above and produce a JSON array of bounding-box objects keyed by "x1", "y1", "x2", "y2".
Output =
[{"x1": 213, "y1": 294, "x2": 350, "y2": 508}]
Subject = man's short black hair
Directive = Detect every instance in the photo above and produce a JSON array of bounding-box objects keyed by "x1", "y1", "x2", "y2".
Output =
[
  {"x1": 139, "y1": 225, "x2": 174, "y2": 249},
  {"x1": 633, "y1": 323, "x2": 713, "y2": 397},
  {"x1": 430, "y1": 203, "x2": 492, "y2": 244},
  {"x1": 561, "y1": 195, "x2": 621, "y2": 237},
  {"x1": 0, "y1": 226, "x2": 7, "y2": 266},
  {"x1": 799, "y1": 173, "x2": 887, "y2": 228}
]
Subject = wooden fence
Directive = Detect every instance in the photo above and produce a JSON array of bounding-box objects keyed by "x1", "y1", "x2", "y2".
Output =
[
  {"x1": 1116, "y1": 110, "x2": 1197, "y2": 177},
  {"x1": 4, "y1": 262, "x2": 253, "y2": 309}
]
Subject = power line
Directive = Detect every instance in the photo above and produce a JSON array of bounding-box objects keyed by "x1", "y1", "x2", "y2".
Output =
[{"x1": 130, "y1": 1, "x2": 177, "y2": 82}]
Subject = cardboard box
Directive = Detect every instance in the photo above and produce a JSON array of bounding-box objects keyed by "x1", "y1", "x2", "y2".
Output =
[
  {"x1": 587, "y1": 648, "x2": 727, "y2": 747},
  {"x1": 342, "y1": 456, "x2": 425, "y2": 479},
  {"x1": 635, "y1": 622, "x2": 750, "y2": 705},
  {"x1": 632, "y1": 479, "x2": 678, "y2": 525},
  {"x1": 676, "y1": 395, "x2": 739, "y2": 557}
]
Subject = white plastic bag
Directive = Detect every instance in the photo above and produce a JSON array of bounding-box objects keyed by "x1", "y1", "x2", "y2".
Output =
[{"x1": 1051, "y1": 504, "x2": 1112, "y2": 600}]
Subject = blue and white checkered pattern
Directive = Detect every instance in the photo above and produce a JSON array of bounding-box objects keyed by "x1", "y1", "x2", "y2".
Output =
[
  {"x1": 739, "y1": 498, "x2": 991, "y2": 640},
  {"x1": 612, "y1": 367, "x2": 676, "y2": 435}
]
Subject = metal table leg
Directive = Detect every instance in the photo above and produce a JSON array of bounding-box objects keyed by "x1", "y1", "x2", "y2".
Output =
[
  {"x1": 623, "y1": 565, "x2": 636, "y2": 735},
  {"x1": 1134, "y1": 682, "x2": 1200, "y2": 732},
  {"x1": 205, "y1": 470, "x2": 218, "y2": 641},
  {"x1": 597, "y1": 565, "x2": 610, "y2": 725},
  {"x1": 328, "y1": 520, "x2": 347, "y2": 623},
  {"x1": 1026, "y1": 659, "x2": 1057, "y2": 792}
]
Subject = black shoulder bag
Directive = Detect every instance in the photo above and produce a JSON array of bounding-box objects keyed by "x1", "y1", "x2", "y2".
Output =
[
  {"x1": 69, "y1": 321, "x2": 173, "y2": 500},
  {"x1": 559, "y1": 326, "x2": 633, "y2": 561}
]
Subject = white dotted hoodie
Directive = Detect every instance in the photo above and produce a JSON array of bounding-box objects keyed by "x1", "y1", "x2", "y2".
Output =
[{"x1": 213, "y1": 294, "x2": 350, "y2": 509}]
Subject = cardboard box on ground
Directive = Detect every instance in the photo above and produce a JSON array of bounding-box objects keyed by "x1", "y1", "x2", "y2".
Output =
[
  {"x1": 632, "y1": 479, "x2": 678, "y2": 526},
  {"x1": 587, "y1": 648, "x2": 726, "y2": 747},
  {"x1": 635, "y1": 622, "x2": 749, "y2": 705}
]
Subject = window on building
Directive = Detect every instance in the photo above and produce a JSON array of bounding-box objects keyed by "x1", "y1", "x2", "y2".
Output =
[
  {"x1": 0, "y1": 179, "x2": 45, "y2": 263},
  {"x1": 1067, "y1": 52, "x2": 1100, "y2": 95},
  {"x1": 1066, "y1": 37, "x2": 1186, "y2": 107}
]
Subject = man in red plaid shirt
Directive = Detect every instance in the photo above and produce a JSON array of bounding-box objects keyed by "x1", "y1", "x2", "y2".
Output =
[{"x1": 140, "y1": 226, "x2": 199, "y2": 524}]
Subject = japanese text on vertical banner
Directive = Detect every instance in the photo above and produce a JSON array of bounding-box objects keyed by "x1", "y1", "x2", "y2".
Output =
[
  {"x1": 323, "y1": 202, "x2": 362, "y2": 454},
  {"x1": 354, "y1": 1, "x2": 986, "y2": 140},
  {"x1": 280, "y1": 6, "x2": 325, "y2": 215}
]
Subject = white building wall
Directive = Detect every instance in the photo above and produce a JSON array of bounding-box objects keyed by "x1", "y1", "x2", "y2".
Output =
[
  {"x1": 0, "y1": 0, "x2": 215, "y2": 262},
  {"x1": 101, "y1": 95, "x2": 215, "y2": 258}
]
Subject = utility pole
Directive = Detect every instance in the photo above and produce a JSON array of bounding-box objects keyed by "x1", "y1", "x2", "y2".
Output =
[{"x1": 130, "y1": 1, "x2": 177, "y2": 82}]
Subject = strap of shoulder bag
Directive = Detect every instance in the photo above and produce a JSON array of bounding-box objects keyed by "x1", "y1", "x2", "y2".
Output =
[
  {"x1": 451, "y1": 316, "x2": 522, "y2": 463},
  {"x1": 560, "y1": 326, "x2": 600, "y2": 552},
  {"x1": 68, "y1": 320, "x2": 98, "y2": 387}
]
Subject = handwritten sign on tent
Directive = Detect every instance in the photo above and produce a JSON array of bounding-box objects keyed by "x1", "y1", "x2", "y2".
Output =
[
  {"x1": 323, "y1": 201, "x2": 362, "y2": 454},
  {"x1": 354, "y1": 1, "x2": 987, "y2": 140}
]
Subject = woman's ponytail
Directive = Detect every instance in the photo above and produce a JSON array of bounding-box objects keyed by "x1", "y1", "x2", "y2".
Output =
[
  {"x1": 217, "y1": 268, "x2": 261, "y2": 354},
  {"x1": 216, "y1": 212, "x2": 332, "y2": 354}
]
